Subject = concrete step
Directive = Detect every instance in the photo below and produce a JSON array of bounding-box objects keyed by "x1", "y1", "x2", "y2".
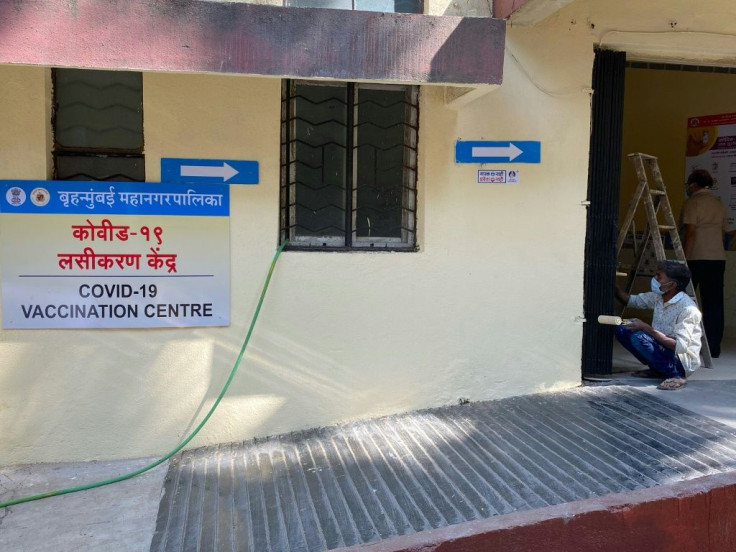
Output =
[{"x1": 151, "y1": 385, "x2": 736, "y2": 552}]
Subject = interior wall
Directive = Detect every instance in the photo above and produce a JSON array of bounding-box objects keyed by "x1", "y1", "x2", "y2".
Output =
[{"x1": 620, "y1": 66, "x2": 736, "y2": 332}]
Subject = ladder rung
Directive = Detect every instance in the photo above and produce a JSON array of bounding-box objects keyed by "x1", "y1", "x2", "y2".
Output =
[
  {"x1": 658, "y1": 225, "x2": 676, "y2": 230},
  {"x1": 629, "y1": 152, "x2": 657, "y2": 160},
  {"x1": 650, "y1": 190, "x2": 666, "y2": 196},
  {"x1": 616, "y1": 271, "x2": 627, "y2": 277}
]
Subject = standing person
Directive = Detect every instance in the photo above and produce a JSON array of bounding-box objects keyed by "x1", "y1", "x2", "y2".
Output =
[
  {"x1": 615, "y1": 261, "x2": 702, "y2": 390},
  {"x1": 680, "y1": 169, "x2": 727, "y2": 357}
]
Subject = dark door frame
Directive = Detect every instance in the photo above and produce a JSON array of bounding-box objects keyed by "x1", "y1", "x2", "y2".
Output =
[{"x1": 582, "y1": 49, "x2": 627, "y2": 376}]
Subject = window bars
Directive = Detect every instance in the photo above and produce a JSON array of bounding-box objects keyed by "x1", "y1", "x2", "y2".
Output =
[{"x1": 280, "y1": 80, "x2": 418, "y2": 250}]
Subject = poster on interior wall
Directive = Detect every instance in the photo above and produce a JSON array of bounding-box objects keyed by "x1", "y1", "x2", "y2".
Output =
[
  {"x1": 0, "y1": 181, "x2": 230, "y2": 329},
  {"x1": 685, "y1": 112, "x2": 736, "y2": 244}
]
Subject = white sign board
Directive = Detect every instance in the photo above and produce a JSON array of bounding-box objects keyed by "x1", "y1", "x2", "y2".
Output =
[
  {"x1": 477, "y1": 169, "x2": 520, "y2": 184},
  {"x1": 686, "y1": 112, "x2": 736, "y2": 231},
  {"x1": 0, "y1": 181, "x2": 230, "y2": 329}
]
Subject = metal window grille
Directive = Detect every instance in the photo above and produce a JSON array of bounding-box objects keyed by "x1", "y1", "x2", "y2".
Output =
[
  {"x1": 280, "y1": 80, "x2": 418, "y2": 250},
  {"x1": 52, "y1": 68, "x2": 144, "y2": 181},
  {"x1": 284, "y1": 0, "x2": 423, "y2": 13}
]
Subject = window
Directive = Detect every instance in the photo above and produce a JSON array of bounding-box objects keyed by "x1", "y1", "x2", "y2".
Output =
[
  {"x1": 53, "y1": 69, "x2": 144, "y2": 181},
  {"x1": 280, "y1": 81, "x2": 418, "y2": 250},
  {"x1": 284, "y1": 0, "x2": 423, "y2": 13}
]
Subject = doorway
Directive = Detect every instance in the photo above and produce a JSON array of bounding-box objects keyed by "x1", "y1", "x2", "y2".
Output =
[{"x1": 583, "y1": 52, "x2": 736, "y2": 377}]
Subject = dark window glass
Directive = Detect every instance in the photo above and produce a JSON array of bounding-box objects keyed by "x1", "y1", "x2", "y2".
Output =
[
  {"x1": 54, "y1": 155, "x2": 145, "y2": 182},
  {"x1": 53, "y1": 69, "x2": 144, "y2": 181},
  {"x1": 293, "y1": 84, "x2": 348, "y2": 243},
  {"x1": 356, "y1": 88, "x2": 408, "y2": 238},
  {"x1": 286, "y1": 0, "x2": 351, "y2": 7},
  {"x1": 355, "y1": 0, "x2": 422, "y2": 12}
]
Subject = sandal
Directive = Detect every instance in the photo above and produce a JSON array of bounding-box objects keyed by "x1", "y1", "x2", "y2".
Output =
[
  {"x1": 631, "y1": 369, "x2": 660, "y2": 379},
  {"x1": 657, "y1": 377, "x2": 687, "y2": 391}
]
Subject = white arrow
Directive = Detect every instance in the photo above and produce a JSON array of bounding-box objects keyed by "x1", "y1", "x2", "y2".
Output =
[
  {"x1": 180, "y1": 162, "x2": 239, "y2": 182},
  {"x1": 471, "y1": 143, "x2": 523, "y2": 161}
]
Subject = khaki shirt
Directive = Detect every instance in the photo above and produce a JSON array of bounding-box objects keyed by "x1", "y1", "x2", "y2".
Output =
[
  {"x1": 680, "y1": 188, "x2": 727, "y2": 260},
  {"x1": 627, "y1": 291, "x2": 702, "y2": 372}
]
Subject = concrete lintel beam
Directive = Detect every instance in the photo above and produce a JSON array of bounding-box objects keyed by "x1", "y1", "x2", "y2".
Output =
[{"x1": 0, "y1": 0, "x2": 506, "y2": 86}]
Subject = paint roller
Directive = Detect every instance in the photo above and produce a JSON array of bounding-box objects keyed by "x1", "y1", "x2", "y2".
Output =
[{"x1": 597, "y1": 315, "x2": 633, "y2": 326}]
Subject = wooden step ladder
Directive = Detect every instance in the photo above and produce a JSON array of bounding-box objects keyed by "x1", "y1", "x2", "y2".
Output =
[{"x1": 616, "y1": 152, "x2": 712, "y2": 368}]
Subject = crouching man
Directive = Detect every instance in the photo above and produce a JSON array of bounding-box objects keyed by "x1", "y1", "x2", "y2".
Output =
[{"x1": 615, "y1": 260, "x2": 702, "y2": 390}]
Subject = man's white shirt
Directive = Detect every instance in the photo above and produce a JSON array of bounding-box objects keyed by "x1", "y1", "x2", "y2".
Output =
[{"x1": 627, "y1": 291, "x2": 703, "y2": 372}]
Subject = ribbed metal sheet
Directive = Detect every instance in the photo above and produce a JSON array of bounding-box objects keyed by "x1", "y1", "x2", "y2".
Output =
[{"x1": 151, "y1": 386, "x2": 736, "y2": 552}]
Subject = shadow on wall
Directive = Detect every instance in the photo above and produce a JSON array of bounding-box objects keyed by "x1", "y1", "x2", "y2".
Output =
[
  {"x1": 0, "y1": 328, "x2": 231, "y2": 460},
  {"x1": 229, "y1": 328, "x2": 355, "y2": 419},
  {"x1": 0, "y1": 316, "x2": 368, "y2": 461}
]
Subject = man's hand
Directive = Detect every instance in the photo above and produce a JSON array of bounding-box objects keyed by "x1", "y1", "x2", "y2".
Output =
[
  {"x1": 625, "y1": 318, "x2": 676, "y2": 350},
  {"x1": 625, "y1": 318, "x2": 649, "y2": 332}
]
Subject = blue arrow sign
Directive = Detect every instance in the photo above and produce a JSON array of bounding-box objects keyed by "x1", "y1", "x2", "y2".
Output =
[
  {"x1": 161, "y1": 158, "x2": 259, "y2": 184},
  {"x1": 455, "y1": 141, "x2": 541, "y2": 164}
]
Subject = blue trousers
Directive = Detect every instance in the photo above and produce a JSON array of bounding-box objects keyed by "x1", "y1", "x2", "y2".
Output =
[{"x1": 616, "y1": 326, "x2": 686, "y2": 379}]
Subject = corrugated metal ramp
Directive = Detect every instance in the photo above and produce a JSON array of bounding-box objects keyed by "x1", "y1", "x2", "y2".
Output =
[{"x1": 151, "y1": 385, "x2": 736, "y2": 552}]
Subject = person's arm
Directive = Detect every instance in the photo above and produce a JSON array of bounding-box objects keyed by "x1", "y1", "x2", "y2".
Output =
[
  {"x1": 672, "y1": 307, "x2": 703, "y2": 363},
  {"x1": 682, "y1": 223, "x2": 697, "y2": 258},
  {"x1": 722, "y1": 205, "x2": 728, "y2": 249},
  {"x1": 615, "y1": 286, "x2": 630, "y2": 305},
  {"x1": 680, "y1": 199, "x2": 697, "y2": 258},
  {"x1": 625, "y1": 318, "x2": 676, "y2": 350}
]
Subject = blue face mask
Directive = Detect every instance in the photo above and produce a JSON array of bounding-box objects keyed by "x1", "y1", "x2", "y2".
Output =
[{"x1": 651, "y1": 277, "x2": 672, "y2": 295}]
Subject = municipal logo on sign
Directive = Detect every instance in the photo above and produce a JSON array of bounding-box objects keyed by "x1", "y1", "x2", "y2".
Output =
[
  {"x1": 30, "y1": 187, "x2": 50, "y2": 207},
  {"x1": 5, "y1": 186, "x2": 26, "y2": 206}
]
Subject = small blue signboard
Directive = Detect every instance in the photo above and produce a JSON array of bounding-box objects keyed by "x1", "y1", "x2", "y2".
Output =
[
  {"x1": 455, "y1": 141, "x2": 541, "y2": 164},
  {"x1": 1, "y1": 180, "x2": 228, "y2": 216},
  {"x1": 161, "y1": 158, "x2": 259, "y2": 184}
]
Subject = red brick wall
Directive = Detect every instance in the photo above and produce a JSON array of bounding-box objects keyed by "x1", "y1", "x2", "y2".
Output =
[{"x1": 341, "y1": 471, "x2": 736, "y2": 552}]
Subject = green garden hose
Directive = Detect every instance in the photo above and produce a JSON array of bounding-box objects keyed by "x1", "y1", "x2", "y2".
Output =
[{"x1": 0, "y1": 240, "x2": 288, "y2": 509}]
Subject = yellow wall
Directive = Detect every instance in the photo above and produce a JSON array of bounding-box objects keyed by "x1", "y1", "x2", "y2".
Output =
[
  {"x1": 0, "y1": 23, "x2": 592, "y2": 463},
  {"x1": 5, "y1": 0, "x2": 736, "y2": 464},
  {"x1": 0, "y1": 66, "x2": 49, "y2": 179}
]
